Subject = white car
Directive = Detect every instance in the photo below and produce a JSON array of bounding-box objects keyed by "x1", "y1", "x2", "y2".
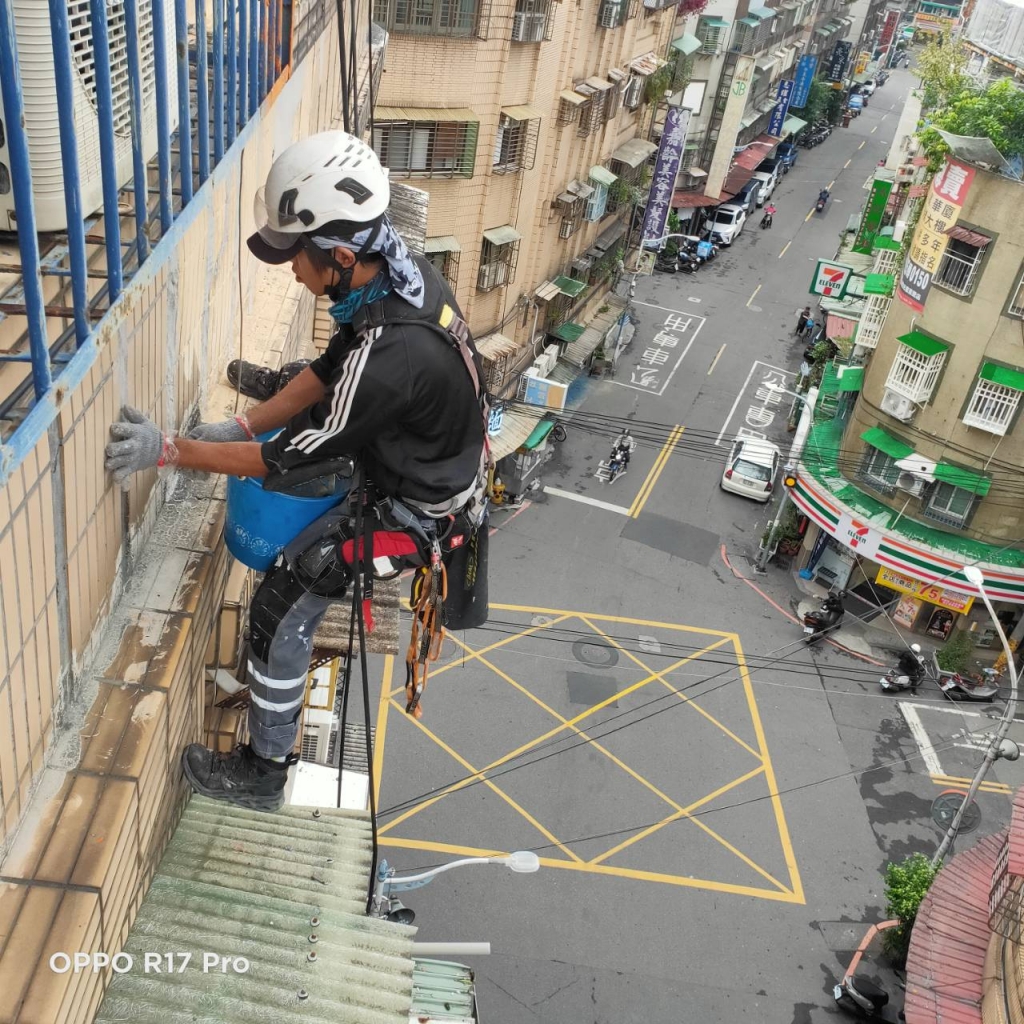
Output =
[
  {"x1": 751, "y1": 159, "x2": 781, "y2": 205},
  {"x1": 720, "y1": 438, "x2": 781, "y2": 502},
  {"x1": 861, "y1": 79, "x2": 877, "y2": 96},
  {"x1": 706, "y1": 203, "x2": 747, "y2": 246}
]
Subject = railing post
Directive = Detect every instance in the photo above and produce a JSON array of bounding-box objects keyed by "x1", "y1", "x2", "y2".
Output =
[
  {"x1": 122, "y1": 0, "x2": 152, "y2": 265},
  {"x1": 195, "y1": 0, "x2": 211, "y2": 183},
  {"x1": 88, "y1": 0, "x2": 125, "y2": 300},
  {"x1": 46, "y1": 0, "x2": 91, "y2": 346},
  {"x1": 213, "y1": 0, "x2": 225, "y2": 160},
  {"x1": 248, "y1": 0, "x2": 259, "y2": 114},
  {"x1": 174, "y1": 0, "x2": 194, "y2": 204},
  {"x1": 238, "y1": 0, "x2": 248, "y2": 127},
  {"x1": 152, "y1": 0, "x2": 174, "y2": 231}
]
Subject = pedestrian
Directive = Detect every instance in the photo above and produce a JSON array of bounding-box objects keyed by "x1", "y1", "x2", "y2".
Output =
[
  {"x1": 795, "y1": 305, "x2": 811, "y2": 336},
  {"x1": 105, "y1": 130, "x2": 490, "y2": 812}
]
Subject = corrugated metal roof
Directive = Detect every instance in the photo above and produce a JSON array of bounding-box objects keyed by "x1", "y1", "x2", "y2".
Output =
[
  {"x1": 373, "y1": 106, "x2": 478, "y2": 122},
  {"x1": 95, "y1": 797, "x2": 416, "y2": 1024},
  {"x1": 477, "y1": 332, "x2": 519, "y2": 359},
  {"x1": 1008, "y1": 785, "x2": 1024, "y2": 876},
  {"x1": 491, "y1": 406, "x2": 545, "y2": 461},
  {"x1": 410, "y1": 959, "x2": 477, "y2": 1022},
  {"x1": 612, "y1": 138, "x2": 658, "y2": 168},
  {"x1": 905, "y1": 831, "x2": 1003, "y2": 1024},
  {"x1": 424, "y1": 235, "x2": 461, "y2": 254},
  {"x1": 560, "y1": 298, "x2": 626, "y2": 369},
  {"x1": 501, "y1": 103, "x2": 543, "y2": 121}
]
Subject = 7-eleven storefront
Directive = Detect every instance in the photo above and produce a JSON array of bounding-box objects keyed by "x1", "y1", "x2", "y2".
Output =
[{"x1": 789, "y1": 472, "x2": 1024, "y2": 642}]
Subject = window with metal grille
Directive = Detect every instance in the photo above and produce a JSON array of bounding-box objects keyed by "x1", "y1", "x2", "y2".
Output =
[
  {"x1": 858, "y1": 447, "x2": 899, "y2": 494},
  {"x1": 373, "y1": 120, "x2": 478, "y2": 177},
  {"x1": 493, "y1": 114, "x2": 539, "y2": 173},
  {"x1": 512, "y1": 0, "x2": 553, "y2": 40},
  {"x1": 696, "y1": 18, "x2": 725, "y2": 53},
  {"x1": 557, "y1": 194, "x2": 585, "y2": 238},
  {"x1": 884, "y1": 343, "x2": 946, "y2": 403},
  {"x1": 425, "y1": 248, "x2": 460, "y2": 288},
  {"x1": 378, "y1": 0, "x2": 479, "y2": 35},
  {"x1": 478, "y1": 238, "x2": 519, "y2": 291},
  {"x1": 623, "y1": 75, "x2": 644, "y2": 110},
  {"x1": 577, "y1": 91, "x2": 605, "y2": 137},
  {"x1": 606, "y1": 80, "x2": 622, "y2": 119},
  {"x1": 585, "y1": 181, "x2": 609, "y2": 222},
  {"x1": 557, "y1": 96, "x2": 582, "y2": 125},
  {"x1": 936, "y1": 237, "x2": 988, "y2": 296},
  {"x1": 920, "y1": 482, "x2": 975, "y2": 529},
  {"x1": 1007, "y1": 265, "x2": 1024, "y2": 318},
  {"x1": 962, "y1": 378, "x2": 1021, "y2": 435}
]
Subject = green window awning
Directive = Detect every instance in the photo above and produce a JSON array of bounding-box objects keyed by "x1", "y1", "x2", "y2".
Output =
[
  {"x1": 861, "y1": 426, "x2": 914, "y2": 460},
  {"x1": 553, "y1": 275, "x2": 587, "y2": 298},
  {"x1": 552, "y1": 322, "x2": 585, "y2": 343},
  {"x1": 522, "y1": 419, "x2": 556, "y2": 450},
  {"x1": 897, "y1": 330, "x2": 948, "y2": 358},
  {"x1": 739, "y1": 15, "x2": 760, "y2": 26},
  {"x1": 590, "y1": 165, "x2": 618, "y2": 187},
  {"x1": 671, "y1": 32, "x2": 702, "y2": 55},
  {"x1": 700, "y1": 15, "x2": 729, "y2": 26},
  {"x1": 838, "y1": 366, "x2": 864, "y2": 391},
  {"x1": 748, "y1": 5, "x2": 776, "y2": 19},
  {"x1": 979, "y1": 361, "x2": 1024, "y2": 392},
  {"x1": 782, "y1": 115, "x2": 807, "y2": 134},
  {"x1": 864, "y1": 273, "x2": 894, "y2": 296},
  {"x1": 934, "y1": 462, "x2": 992, "y2": 496}
]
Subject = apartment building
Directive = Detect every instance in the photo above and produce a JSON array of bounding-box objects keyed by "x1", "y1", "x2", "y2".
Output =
[
  {"x1": 965, "y1": 0, "x2": 1024, "y2": 76},
  {"x1": 790, "y1": 153, "x2": 1024, "y2": 642},
  {"x1": 369, "y1": 0, "x2": 678, "y2": 407}
]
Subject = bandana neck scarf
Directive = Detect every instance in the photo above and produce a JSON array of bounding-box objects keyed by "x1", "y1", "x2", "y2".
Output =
[{"x1": 327, "y1": 272, "x2": 393, "y2": 326}]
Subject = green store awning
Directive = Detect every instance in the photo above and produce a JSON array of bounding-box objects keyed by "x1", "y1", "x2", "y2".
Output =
[
  {"x1": 552, "y1": 322, "x2": 585, "y2": 343},
  {"x1": 522, "y1": 419, "x2": 556, "y2": 450},
  {"x1": 553, "y1": 275, "x2": 587, "y2": 298},
  {"x1": 861, "y1": 426, "x2": 914, "y2": 460},
  {"x1": 748, "y1": 5, "x2": 776, "y2": 19},
  {"x1": 874, "y1": 236, "x2": 902, "y2": 251},
  {"x1": 838, "y1": 366, "x2": 864, "y2": 391},
  {"x1": 864, "y1": 273, "x2": 894, "y2": 295},
  {"x1": 671, "y1": 32, "x2": 702, "y2": 55},
  {"x1": 701, "y1": 15, "x2": 729, "y2": 26},
  {"x1": 590, "y1": 165, "x2": 618, "y2": 187},
  {"x1": 782, "y1": 115, "x2": 807, "y2": 134},
  {"x1": 934, "y1": 462, "x2": 992, "y2": 496},
  {"x1": 897, "y1": 330, "x2": 948, "y2": 358},
  {"x1": 980, "y1": 361, "x2": 1024, "y2": 392},
  {"x1": 739, "y1": 15, "x2": 760, "y2": 27}
]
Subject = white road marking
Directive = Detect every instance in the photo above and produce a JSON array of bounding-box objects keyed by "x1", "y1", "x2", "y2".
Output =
[
  {"x1": 542, "y1": 487, "x2": 632, "y2": 515},
  {"x1": 899, "y1": 703, "x2": 944, "y2": 775},
  {"x1": 715, "y1": 359, "x2": 793, "y2": 446}
]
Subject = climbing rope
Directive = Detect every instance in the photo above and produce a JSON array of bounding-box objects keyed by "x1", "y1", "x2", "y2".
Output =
[{"x1": 405, "y1": 538, "x2": 447, "y2": 719}]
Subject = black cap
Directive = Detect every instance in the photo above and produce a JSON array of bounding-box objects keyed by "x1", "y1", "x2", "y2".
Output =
[{"x1": 246, "y1": 231, "x2": 303, "y2": 265}]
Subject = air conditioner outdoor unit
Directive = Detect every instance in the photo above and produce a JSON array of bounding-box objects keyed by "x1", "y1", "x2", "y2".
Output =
[
  {"x1": 896, "y1": 472, "x2": 926, "y2": 496},
  {"x1": 533, "y1": 350, "x2": 557, "y2": 377},
  {"x1": 512, "y1": 11, "x2": 546, "y2": 40},
  {"x1": 0, "y1": 0, "x2": 178, "y2": 232},
  {"x1": 599, "y1": 1, "x2": 620, "y2": 28},
  {"x1": 893, "y1": 219, "x2": 908, "y2": 242},
  {"x1": 300, "y1": 709, "x2": 335, "y2": 764},
  {"x1": 881, "y1": 388, "x2": 916, "y2": 422}
]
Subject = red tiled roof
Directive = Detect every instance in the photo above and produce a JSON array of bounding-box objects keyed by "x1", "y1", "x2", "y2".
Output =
[
  {"x1": 733, "y1": 134, "x2": 777, "y2": 170},
  {"x1": 671, "y1": 135, "x2": 778, "y2": 210},
  {"x1": 1007, "y1": 785, "x2": 1024, "y2": 876},
  {"x1": 904, "y1": 832, "x2": 1003, "y2": 1024}
]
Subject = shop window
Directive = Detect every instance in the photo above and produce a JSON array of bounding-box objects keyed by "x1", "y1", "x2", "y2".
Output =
[
  {"x1": 920, "y1": 482, "x2": 976, "y2": 529},
  {"x1": 859, "y1": 447, "x2": 899, "y2": 494},
  {"x1": 935, "y1": 235, "x2": 989, "y2": 297},
  {"x1": 962, "y1": 377, "x2": 1021, "y2": 435},
  {"x1": 372, "y1": 119, "x2": 478, "y2": 178},
  {"x1": 883, "y1": 342, "x2": 946, "y2": 404},
  {"x1": 375, "y1": 0, "x2": 480, "y2": 36},
  {"x1": 478, "y1": 235, "x2": 519, "y2": 292}
]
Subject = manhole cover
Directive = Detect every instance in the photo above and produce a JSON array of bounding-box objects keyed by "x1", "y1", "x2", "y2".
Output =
[
  {"x1": 571, "y1": 639, "x2": 619, "y2": 668},
  {"x1": 931, "y1": 790, "x2": 982, "y2": 834}
]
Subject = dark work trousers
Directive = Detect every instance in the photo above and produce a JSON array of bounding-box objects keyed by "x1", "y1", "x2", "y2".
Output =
[{"x1": 245, "y1": 507, "x2": 429, "y2": 759}]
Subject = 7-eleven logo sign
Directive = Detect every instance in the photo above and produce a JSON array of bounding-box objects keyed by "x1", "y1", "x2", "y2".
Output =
[
  {"x1": 812, "y1": 260, "x2": 853, "y2": 298},
  {"x1": 837, "y1": 512, "x2": 880, "y2": 559},
  {"x1": 849, "y1": 524, "x2": 870, "y2": 548}
]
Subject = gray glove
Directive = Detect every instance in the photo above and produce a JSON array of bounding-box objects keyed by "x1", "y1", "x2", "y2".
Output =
[
  {"x1": 105, "y1": 406, "x2": 173, "y2": 485},
  {"x1": 187, "y1": 417, "x2": 251, "y2": 443}
]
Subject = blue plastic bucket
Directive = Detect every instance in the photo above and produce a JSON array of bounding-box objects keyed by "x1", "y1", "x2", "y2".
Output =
[{"x1": 223, "y1": 434, "x2": 350, "y2": 570}]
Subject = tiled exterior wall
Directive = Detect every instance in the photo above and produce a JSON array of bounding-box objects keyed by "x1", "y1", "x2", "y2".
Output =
[{"x1": 0, "y1": 17, "x2": 352, "y2": 1023}]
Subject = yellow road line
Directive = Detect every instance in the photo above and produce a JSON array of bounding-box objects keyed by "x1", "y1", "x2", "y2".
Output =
[
  {"x1": 628, "y1": 425, "x2": 683, "y2": 518},
  {"x1": 733, "y1": 637, "x2": 805, "y2": 903},
  {"x1": 930, "y1": 773, "x2": 1011, "y2": 794},
  {"x1": 707, "y1": 343, "x2": 727, "y2": 375},
  {"x1": 843, "y1": 159, "x2": 851, "y2": 168},
  {"x1": 376, "y1": 700, "x2": 585, "y2": 862},
  {"x1": 827, "y1": 179, "x2": 836, "y2": 189},
  {"x1": 858, "y1": 141, "x2": 865, "y2": 150},
  {"x1": 870, "y1": 125, "x2": 877, "y2": 134},
  {"x1": 372, "y1": 656, "x2": 395, "y2": 808},
  {"x1": 378, "y1": 837, "x2": 804, "y2": 901},
  {"x1": 746, "y1": 284, "x2": 761, "y2": 307},
  {"x1": 778, "y1": 240, "x2": 791, "y2": 259},
  {"x1": 492, "y1": 603, "x2": 736, "y2": 637},
  {"x1": 581, "y1": 616, "x2": 761, "y2": 760},
  {"x1": 804, "y1": 210, "x2": 813, "y2": 222}
]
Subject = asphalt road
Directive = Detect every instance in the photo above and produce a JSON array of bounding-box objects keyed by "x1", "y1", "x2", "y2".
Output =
[{"x1": 370, "y1": 69, "x2": 1018, "y2": 1023}]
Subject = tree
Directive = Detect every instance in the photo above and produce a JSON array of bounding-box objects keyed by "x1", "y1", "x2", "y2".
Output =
[
  {"x1": 919, "y1": 79, "x2": 1024, "y2": 167},
  {"x1": 882, "y1": 853, "x2": 939, "y2": 968},
  {"x1": 798, "y1": 79, "x2": 839, "y2": 125},
  {"x1": 915, "y1": 36, "x2": 970, "y2": 110}
]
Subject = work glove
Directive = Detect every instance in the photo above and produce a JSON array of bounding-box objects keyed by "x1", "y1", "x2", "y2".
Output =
[
  {"x1": 105, "y1": 406, "x2": 177, "y2": 486},
  {"x1": 187, "y1": 414, "x2": 253, "y2": 443}
]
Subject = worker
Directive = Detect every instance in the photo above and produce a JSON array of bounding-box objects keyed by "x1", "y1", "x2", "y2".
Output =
[{"x1": 105, "y1": 131, "x2": 489, "y2": 812}]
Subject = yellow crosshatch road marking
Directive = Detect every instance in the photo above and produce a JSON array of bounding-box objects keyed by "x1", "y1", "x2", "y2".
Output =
[{"x1": 377, "y1": 604, "x2": 805, "y2": 903}]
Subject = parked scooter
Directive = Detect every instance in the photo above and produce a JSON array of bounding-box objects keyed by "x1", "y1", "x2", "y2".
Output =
[
  {"x1": 880, "y1": 644, "x2": 925, "y2": 693},
  {"x1": 940, "y1": 667, "x2": 1001, "y2": 702},
  {"x1": 802, "y1": 591, "x2": 845, "y2": 644},
  {"x1": 834, "y1": 975, "x2": 891, "y2": 1019},
  {"x1": 815, "y1": 189, "x2": 830, "y2": 213}
]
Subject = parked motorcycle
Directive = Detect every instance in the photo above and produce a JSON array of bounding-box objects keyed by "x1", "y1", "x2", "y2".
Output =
[
  {"x1": 677, "y1": 254, "x2": 700, "y2": 275},
  {"x1": 939, "y1": 667, "x2": 1000, "y2": 702},
  {"x1": 802, "y1": 593, "x2": 845, "y2": 645},
  {"x1": 834, "y1": 975, "x2": 890, "y2": 1019},
  {"x1": 653, "y1": 253, "x2": 678, "y2": 274}
]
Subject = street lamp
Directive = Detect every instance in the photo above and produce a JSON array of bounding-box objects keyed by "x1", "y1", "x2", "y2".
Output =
[
  {"x1": 931, "y1": 565, "x2": 1020, "y2": 865},
  {"x1": 370, "y1": 851, "x2": 541, "y2": 922}
]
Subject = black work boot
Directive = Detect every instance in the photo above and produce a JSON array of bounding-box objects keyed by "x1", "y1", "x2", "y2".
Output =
[
  {"x1": 226, "y1": 360, "x2": 282, "y2": 401},
  {"x1": 181, "y1": 743, "x2": 298, "y2": 812}
]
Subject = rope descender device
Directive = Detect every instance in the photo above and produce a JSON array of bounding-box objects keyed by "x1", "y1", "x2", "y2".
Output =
[{"x1": 405, "y1": 537, "x2": 446, "y2": 718}]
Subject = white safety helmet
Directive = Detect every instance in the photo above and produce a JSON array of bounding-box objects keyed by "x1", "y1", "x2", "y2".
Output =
[
  {"x1": 248, "y1": 131, "x2": 391, "y2": 265},
  {"x1": 911, "y1": 643, "x2": 922, "y2": 653}
]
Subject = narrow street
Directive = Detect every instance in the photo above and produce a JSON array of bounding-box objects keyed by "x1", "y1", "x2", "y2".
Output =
[{"x1": 372, "y1": 71, "x2": 1017, "y2": 1023}]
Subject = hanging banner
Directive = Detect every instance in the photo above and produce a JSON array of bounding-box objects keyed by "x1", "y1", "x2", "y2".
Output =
[
  {"x1": 791, "y1": 54, "x2": 818, "y2": 109},
  {"x1": 640, "y1": 106, "x2": 690, "y2": 250},
  {"x1": 827, "y1": 40, "x2": 852, "y2": 82},
  {"x1": 767, "y1": 79, "x2": 795, "y2": 138},
  {"x1": 853, "y1": 176, "x2": 894, "y2": 253},
  {"x1": 879, "y1": 8, "x2": 900, "y2": 50},
  {"x1": 896, "y1": 156, "x2": 976, "y2": 312}
]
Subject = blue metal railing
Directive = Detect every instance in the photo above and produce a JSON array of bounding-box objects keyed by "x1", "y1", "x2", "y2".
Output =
[{"x1": 0, "y1": 0, "x2": 293, "y2": 475}]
